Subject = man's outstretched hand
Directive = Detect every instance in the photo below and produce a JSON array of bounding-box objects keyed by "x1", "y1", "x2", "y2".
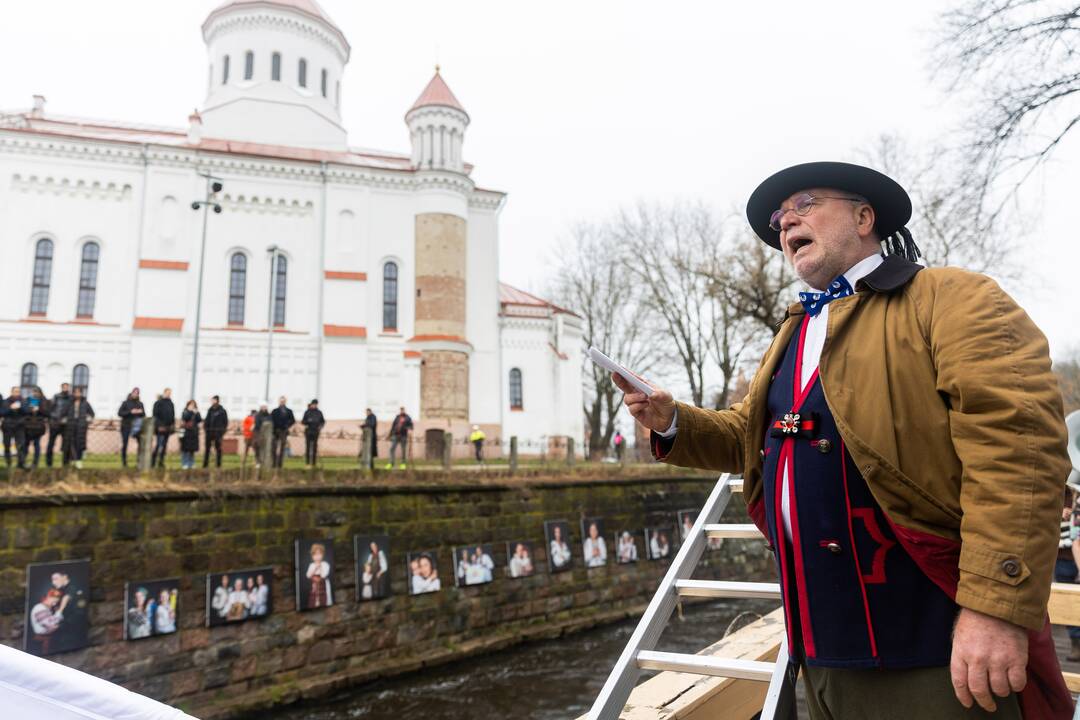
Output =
[
  {"x1": 950, "y1": 608, "x2": 1028, "y2": 712},
  {"x1": 612, "y1": 372, "x2": 676, "y2": 433}
]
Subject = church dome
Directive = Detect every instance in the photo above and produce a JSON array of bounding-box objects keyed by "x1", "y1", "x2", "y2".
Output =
[
  {"x1": 199, "y1": 0, "x2": 350, "y2": 150},
  {"x1": 203, "y1": 0, "x2": 349, "y2": 59}
]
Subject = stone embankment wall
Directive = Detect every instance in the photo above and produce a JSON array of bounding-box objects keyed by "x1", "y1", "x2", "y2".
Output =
[{"x1": 0, "y1": 473, "x2": 773, "y2": 718}]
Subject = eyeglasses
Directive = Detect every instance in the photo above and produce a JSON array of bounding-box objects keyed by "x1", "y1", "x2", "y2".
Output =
[{"x1": 769, "y1": 193, "x2": 865, "y2": 232}]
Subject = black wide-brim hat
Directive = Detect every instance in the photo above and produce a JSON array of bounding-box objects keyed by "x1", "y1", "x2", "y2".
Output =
[{"x1": 746, "y1": 161, "x2": 913, "y2": 251}]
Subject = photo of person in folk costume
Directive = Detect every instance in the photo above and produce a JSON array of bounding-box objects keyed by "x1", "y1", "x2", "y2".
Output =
[
  {"x1": 295, "y1": 539, "x2": 334, "y2": 611},
  {"x1": 617, "y1": 161, "x2": 1073, "y2": 718}
]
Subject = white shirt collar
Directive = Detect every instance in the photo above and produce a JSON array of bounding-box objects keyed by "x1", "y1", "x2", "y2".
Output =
[{"x1": 807, "y1": 252, "x2": 884, "y2": 293}]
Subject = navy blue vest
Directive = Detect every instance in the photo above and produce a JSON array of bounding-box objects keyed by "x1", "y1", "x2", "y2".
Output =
[{"x1": 762, "y1": 316, "x2": 958, "y2": 668}]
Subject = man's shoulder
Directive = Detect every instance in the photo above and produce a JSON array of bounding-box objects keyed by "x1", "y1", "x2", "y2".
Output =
[{"x1": 905, "y1": 264, "x2": 1000, "y2": 295}]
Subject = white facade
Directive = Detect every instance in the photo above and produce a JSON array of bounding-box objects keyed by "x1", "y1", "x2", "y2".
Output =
[{"x1": 0, "y1": 0, "x2": 583, "y2": 449}]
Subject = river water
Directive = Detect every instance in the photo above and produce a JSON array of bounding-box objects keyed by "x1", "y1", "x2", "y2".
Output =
[{"x1": 259, "y1": 599, "x2": 778, "y2": 720}]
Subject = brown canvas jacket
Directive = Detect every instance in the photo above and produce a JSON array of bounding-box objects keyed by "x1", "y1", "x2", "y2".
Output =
[{"x1": 659, "y1": 256, "x2": 1069, "y2": 631}]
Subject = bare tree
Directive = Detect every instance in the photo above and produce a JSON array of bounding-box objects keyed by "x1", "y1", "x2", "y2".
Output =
[
  {"x1": 936, "y1": 1, "x2": 1080, "y2": 205},
  {"x1": 551, "y1": 223, "x2": 662, "y2": 459},
  {"x1": 859, "y1": 134, "x2": 1021, "y2": 277},
  {"x1": 1055, "y1": 347, "x2": 1080, "y2": 415},
  {"x1": 612, "y1": 202, "x2": 719, "y2": 408},
  {"x1": 721, "y1": 234, "x2": 799, "y2": 339},
  {"x1": 688, "y1": 229, "x2": 792, "y2": 408}
]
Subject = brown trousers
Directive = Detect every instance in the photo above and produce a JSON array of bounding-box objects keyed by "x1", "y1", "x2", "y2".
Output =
[{"x1": 802, "y1": 664, "x2": 1022, "y2": 720}]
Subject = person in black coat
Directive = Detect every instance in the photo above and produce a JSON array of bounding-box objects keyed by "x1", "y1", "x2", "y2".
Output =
[
  {"x1": 179, "y1": 400, "x2": 202, "y2": 470},
  {"x1": 23, "y1": 387, "x2": 49, "y2": 469},
  {"x1": 65, "y1": 387, "x2": 94, "y2": 469},
  {"x1": 117, "y1": 387, "x2": 145, "y2": 468},
  {"x1": 269, "y1": 396, "x2": 295, "y2": 469},
  {"x1": 203, "y1": 395, "x2": 229, "y2": 468},
  {"x1": 151, "y1": 388, "x2": 175, "y2": 469},
  {"x1": 46, "y1": 383, "x2": 71, "y2": 467},
  {"x1": 301, "y1": 399, "x2": 325, "y2": 467},
  {"x1": 362, "y1": 408, "x2": 378, "y2": 469},
  {"x1": 2, "y1": 386, "x2": 26, "y2": 469}
]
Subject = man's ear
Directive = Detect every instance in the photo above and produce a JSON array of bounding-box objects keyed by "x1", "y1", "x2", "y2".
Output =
[{"x1": 854, "y1": 203, "x2": 876, "y2": 239}]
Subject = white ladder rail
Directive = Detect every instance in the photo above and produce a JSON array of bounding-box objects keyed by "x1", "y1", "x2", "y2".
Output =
[{"x1": 587, "y1": 473, "x2": 793, "y2": 720}]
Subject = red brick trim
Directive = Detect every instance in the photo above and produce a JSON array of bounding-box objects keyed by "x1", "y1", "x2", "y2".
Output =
[
  {"x1": 407, "y1": 334, "x2": 469, "y2": 344},
  {"x1": 133, "y1": 317, "x2": 183, "y2": 331},
  {"x1": 139, "y1": 259, "x2": 189, "y2": 271},
  {"x1": 324, "y1": 270, "x2": 367, "y2": 281},
  {"x1": 324, "y1": 324, "x2": 367, "y2": 338},
  {"x1": 404, "y1": 350, "x2": 422, "y2": 359},
  {"x1": 510, "y1": 406, "x2": 524, "y2": 412}
]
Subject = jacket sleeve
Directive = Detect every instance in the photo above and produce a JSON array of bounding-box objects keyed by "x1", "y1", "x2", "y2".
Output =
[
  {"x1": 925, "y1": 270, "x2": 1069, "y2": 630},
  {"x1": 652, "y1": 399, "x2": 751, "y2": 473}
]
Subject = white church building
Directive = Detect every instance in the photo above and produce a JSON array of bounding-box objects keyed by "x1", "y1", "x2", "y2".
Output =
[{"x1": 0, "y1": 0, "x2": 584, "y2": 453}]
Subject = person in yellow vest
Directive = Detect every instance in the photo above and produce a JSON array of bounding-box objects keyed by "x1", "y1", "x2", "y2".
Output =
[{"x1": 468, "y1": 425, "x2": 486, "y2": 464}]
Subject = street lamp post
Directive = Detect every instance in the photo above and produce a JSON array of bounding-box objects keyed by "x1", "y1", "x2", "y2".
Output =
[
  {"x1": 189, "y1": 174, "x2": 224, "y2": 402},
  {"x1": 264, "y1": 245, "x2": 279, "y2": 401}
]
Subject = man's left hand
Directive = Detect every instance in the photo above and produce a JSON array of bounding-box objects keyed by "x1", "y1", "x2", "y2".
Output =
[{"x1": 950, "y1": 607, "x2": 1028, "y2": 712}]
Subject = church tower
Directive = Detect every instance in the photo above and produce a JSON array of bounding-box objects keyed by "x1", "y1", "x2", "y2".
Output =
[
  {"x1": 199, "y1": 0, "x2": 350, "y2": 150},
  {"x1": 407, "y1": 69, "x2": 472, "y2": 422}
]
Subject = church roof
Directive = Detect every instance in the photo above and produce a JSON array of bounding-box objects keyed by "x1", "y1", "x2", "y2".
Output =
[
  {"x1": 0, "y1": 111, "x2": 449, "y2": 173},
  {"x1": 499, "y1": 283, "x2": 579, "y2": 318},
  {"x1": 408, "y1": 69, "x2": 468, "y2": 117},
  {"x1": 204, "y1": 0, "x2": 349, "y2": 54}
]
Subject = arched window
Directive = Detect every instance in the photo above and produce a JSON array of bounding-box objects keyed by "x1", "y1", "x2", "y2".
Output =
[
  {"x1": 382, "y1": 261, "x2": 398, "y2": 331},
  {"x1": 29, "y1": 238, "x2": 53, "y2": 316},
  {"x1": 222, "y1": 55, "x2": 230, "y2": 84},
  {"x1": 228, "y1": 252, "x2": 246, "y2": 325},
  {"x1": 509, "y1": 369, "x2": 523, "y2": 410},
  {"x1": 273, "y1": 255, "x2": 287, "y2": 327},
  {"x1": 20, "y1": 363, "x2": 38, "y2": 393},
  {"x1": 76, "y1": 241, "x2": 99, "y2": 318},
  {"x1": 244, "y1": 50, "x2": 254, "y2": 80},
  {"x1": 72, "y1": 364, "x2": 89, "y2": 394},
  {"x1": 321, "y1": 68, "x2": 328, "y2": 97},
  {"x1": 298, "y1": 58, "x2": 307, "y2": 88},
  {"x1": 271, "y1": 52, "x2": 281, "y2": 81}
]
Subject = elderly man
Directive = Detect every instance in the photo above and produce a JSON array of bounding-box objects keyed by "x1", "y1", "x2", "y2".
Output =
[{"x1": 616, "y1": 162, "x2": 1071, "y2": 719}]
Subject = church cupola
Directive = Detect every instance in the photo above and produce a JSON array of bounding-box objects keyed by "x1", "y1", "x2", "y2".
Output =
[
  {"x1": 405, "y1": 68, "x2": 469, "y2": 172},
  {"x1": 199, "y1": 0, "x2": 350, "y2": 150}
]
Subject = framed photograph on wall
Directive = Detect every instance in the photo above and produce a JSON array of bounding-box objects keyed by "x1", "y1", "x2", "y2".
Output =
[
  {"x1": 645, "y1": 527, "x2": 674, "y2": 560},
  {"x1": 677, "y1": 509, "x2": 697, "y2": 542},
  {"x1": 581, "y1": 517, "x2": 608, "y2": 568},
  {"x1": 355, "y1": 534, "x2": 391, "y2": 601},
  {"x1": 505, "y1": 541, "x2": 536, "y2": 579},
  {"x1": 453, "y1": 544, "x2": 496, "y2": 587},
  {"x1": 124, "y1": 578, "x2": 179, "y2": 640},
  {"x1": 24, "y1": 559, "x2": 91, "y2": 656},
  {"x1": 295, "y1": 539, "x2": 334, "y2": 611},
  {"x1": 615, "y1": 530, "x2": 640, "y2": 564},
  {"x1": 206, "y1": 567, "x2": 273, "y2": 627},
  {"x1": 544, "y1": 520, "x2": 573, "y2": 573},
  {"x1": 407, "y1": 550, "x2": 441, "y2": 595}
]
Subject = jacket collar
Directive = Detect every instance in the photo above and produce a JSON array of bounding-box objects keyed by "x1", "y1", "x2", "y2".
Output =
[
  {"x1": 855, "y1": 255, "x2": 923, "y2": 294},
  {"x1": 783, "y1": 255, "x2": 924, "y2": 320}
]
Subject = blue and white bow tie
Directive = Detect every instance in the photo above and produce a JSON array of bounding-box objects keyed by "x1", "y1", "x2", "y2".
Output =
[{"x1": 799, "y1": 276, "x2": 854, "y2": 317}]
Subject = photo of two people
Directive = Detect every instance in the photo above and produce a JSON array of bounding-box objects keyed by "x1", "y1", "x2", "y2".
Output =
[
  {"x1": 355, "y1": 535, "x2": 390, "y2": 601},
  {"x1": 124, "y1": 578, "x2": 179, "y2": 640},
  {"x1": 454, "y1": 543, "x2": 496, "y2": 587},
  {"x1": 24, "y1": 559, "x2": 90, "y2": 656}
]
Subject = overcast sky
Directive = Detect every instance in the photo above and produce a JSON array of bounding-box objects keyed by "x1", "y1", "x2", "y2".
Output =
[{"x1": 2, "y1": 0, "x2": 1077, "y2": 359}]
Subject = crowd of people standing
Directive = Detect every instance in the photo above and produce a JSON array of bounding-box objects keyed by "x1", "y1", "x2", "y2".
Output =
[
  {"x1": 2, "y1": 383, "x2": 94, "y2": 469},
  {"x1": 1, "y1": 381, "x2": 341, "y2": 470}
]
